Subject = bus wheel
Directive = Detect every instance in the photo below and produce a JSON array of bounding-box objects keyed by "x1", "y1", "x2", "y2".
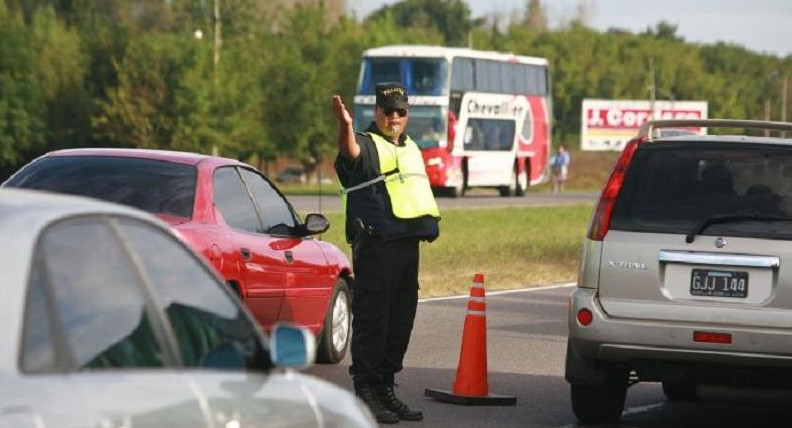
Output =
[
  {"x1": 499, "y1": 169, "x2": 518, "y2": 197},
  {"x1": 448, "y1": 162, "x2": 467, "y2": 197},
  {"x1": 448, "y1": 178, "x2": 465, "y2": 198},
  {"x1": 515, "y1": 163, "x2": 529, "y2": 197}
]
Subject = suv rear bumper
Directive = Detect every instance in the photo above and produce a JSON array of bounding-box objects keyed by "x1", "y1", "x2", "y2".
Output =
[{"x1": 568, "y1": 287, "x2": 792, "y2": 369}]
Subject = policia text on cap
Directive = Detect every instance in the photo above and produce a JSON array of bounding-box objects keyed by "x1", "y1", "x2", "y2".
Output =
[{"x1": 332, "y1": 83, "x2": 440, "y2": 424}]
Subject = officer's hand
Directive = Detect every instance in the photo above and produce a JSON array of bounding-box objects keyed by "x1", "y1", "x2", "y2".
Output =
[{"x1": 332, "y1": 95, "x2": 353, "y2": 126}]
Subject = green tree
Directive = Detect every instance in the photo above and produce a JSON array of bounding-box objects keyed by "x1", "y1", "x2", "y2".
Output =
[
  {"x1": 260, "y1": 3, "x2": 337, "y2": 170},
  {"x1": 367, "y1": 0, "x2": 476, "y2": 46},
  {"x1": 644, "y1": 21, "x2": 682, "y2": 41},
  {"x1": 0, "y1": 1, "x2": 46, "y2": 172},
  {"x1": 3, "y1": 0, "x2": 792, "y2": 175},
  {"x1": 29, "y1": 6, "x2": 92, "y2": 149},
  {"x1": 202, "y1": 30, "x2": 271, "y2": 161},
  {"x1": 94, "y1": 33, "x2": 210, "y2": 150}
]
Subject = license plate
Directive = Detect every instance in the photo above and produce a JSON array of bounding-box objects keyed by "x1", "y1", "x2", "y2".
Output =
[{"x1": 691, "y1": 269, "x2": 748, "y2": 298}]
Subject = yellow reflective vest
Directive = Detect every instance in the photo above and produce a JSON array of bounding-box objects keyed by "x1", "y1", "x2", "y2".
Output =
[{"x1": 341, "y1": 132, "x2": 440, "y2": 220}]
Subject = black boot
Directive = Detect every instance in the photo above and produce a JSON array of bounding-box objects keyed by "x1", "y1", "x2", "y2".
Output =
[
  {"x1": 355, "y1": 383, "x2": 400, "y2": 424},
  {"x1": 377, "y1": 384, "x2": 423, "y2": 421}
]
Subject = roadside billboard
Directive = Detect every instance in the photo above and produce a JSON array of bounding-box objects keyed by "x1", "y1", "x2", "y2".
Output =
[{"x1": 581, "y1": 99, "x2": 708, "y2": 151}]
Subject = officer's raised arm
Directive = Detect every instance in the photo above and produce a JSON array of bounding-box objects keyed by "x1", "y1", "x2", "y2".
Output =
[{"x1": 332, "y1": 94, "x2": 360, "y2": 160}]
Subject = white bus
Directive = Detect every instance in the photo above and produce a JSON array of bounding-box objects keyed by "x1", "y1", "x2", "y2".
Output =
[{"x1": 354, "y1": 45, "x2": 552, "y2": 197}]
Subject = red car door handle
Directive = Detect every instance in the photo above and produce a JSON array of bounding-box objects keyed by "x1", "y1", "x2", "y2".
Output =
[
  {"x1": 285, "y1": 250, "x2": 294, "y2": 264},
  {"x1": 240, "y1": 247, "x2": 251, "y2": 260}
]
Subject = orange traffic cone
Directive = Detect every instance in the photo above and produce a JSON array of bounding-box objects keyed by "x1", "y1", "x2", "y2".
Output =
[{"x1": 425, "y1": 273, "x2": 517, "y2": 406}]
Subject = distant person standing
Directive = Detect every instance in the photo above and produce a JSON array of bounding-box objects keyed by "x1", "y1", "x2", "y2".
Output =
[
  {"x1": 332, "y1": 82, "x2": 440, "y2": 424},
  {"x1": 551, "y1": 144, "x2": 570, "y2": 194}
]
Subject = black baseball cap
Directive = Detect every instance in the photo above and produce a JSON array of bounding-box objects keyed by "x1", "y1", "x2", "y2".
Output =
[{"x1": 375, "y1": 82, "x2": 409, "y2": 110}]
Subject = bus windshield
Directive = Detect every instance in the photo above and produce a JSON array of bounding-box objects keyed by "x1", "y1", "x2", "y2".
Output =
[
  {"x1": 353, "y1": 105, "x2": 446, "y2": 150},
  {"x1": 358, "y1": 57, "x2": 447, "y2": 96}
]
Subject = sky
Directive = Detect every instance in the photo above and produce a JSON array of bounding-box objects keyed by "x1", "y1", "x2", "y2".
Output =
[{"x1": 347, "y1": 0, "x2": 792, "y2": 58}]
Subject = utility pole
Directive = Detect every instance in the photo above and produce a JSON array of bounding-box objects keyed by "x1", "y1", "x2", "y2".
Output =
[
  {"x1": 764, "y1": 99, "x2": 771, "y2": 137},
  {"x1": 649, "y1": 57, "x2": 656, "y2": 118},
  {"x1": 213, "y1": 0, "x2": 222, "y2": 84},
  {"x1": 212, "y1": 0, "x2": 221, "y2": 157},
  {"x1": 783, "y1": 74, "x2": 788, "y2": 137}
]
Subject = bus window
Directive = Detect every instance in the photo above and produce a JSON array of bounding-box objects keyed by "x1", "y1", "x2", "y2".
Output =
[
  {"x1": 353, "y1": 105, "x2": 375, "y2": 131},
  {"x1": 474, "y1": 59, "x2": 488, "y2": 92},
  {"x1": 537, "y1": 66, "x2": 548, "y2": 95},
  {"x1": 514, "y1": 64, "x2": 528, "y2": 94},
  {"x1": 360, "y1": 58, "x2": 401, "y2": 95},
  {"x1": 410, "y1": 59, "x2": 446, "y2": 95},
  {"x1": 464, "y1": 118, "x2": 515, "y2": 151},
  {"x1": 525, "y1": 64, "x2": 548, "y2": 96},
  {"x1": 526, "y1": 65, "x2": 539, "y2": 95},
  {"x1": 451, "y1": 58, "x2": 474, "y2": 91},
  {"x1": 500, "y1": 63, "x2": 515, "y2": 93},
  {"x1": 359, "y1": 57, "x2": 447, "y2": 96},
  {"x1": 409, "y1": 106, "x2": 446, "y2": 149},
  {"x1": 487, "y1": 61, "x2": 501, "y2": 93}
]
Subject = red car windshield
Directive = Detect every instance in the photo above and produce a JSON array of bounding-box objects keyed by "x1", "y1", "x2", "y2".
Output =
[{"x1": 6, "y1": 156, "x2": 197, "y2": 219}]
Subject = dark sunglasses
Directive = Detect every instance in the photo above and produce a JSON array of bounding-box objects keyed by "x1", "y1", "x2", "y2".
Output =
[{"x1": 382, "y1": 108, "x2": 408, "y2": 117}]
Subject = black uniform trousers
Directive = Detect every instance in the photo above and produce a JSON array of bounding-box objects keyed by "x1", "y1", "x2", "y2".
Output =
[{"x1": 350, "y1": 232, "x2": 420, "y2": 386}]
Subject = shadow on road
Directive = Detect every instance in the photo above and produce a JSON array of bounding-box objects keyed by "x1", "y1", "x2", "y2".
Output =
[{"x1": 307, "y1": 361, "x2": 792, "y2": 428}]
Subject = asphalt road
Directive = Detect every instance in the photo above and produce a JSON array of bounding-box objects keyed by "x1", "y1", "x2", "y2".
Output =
[
  {"x1": 289, "y1": 190, "x2": 598, "y2": 214},
  {"x1": 307, "y1": 285, "x2": 792, "y2": 427}
]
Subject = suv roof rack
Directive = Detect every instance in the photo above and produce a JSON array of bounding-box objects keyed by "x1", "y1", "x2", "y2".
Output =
[{"x1": 638, "y1": 119, "x2": 792, "y2": 139}]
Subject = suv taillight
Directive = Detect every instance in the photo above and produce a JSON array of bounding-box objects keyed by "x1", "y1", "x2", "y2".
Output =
[{"x1": 586, "y1": 137, "x2": 644, "y2": 241}]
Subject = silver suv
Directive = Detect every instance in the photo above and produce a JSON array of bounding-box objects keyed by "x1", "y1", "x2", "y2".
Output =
[{"x1": 566, "y1": 119, "x2": 792, "y2": 424}]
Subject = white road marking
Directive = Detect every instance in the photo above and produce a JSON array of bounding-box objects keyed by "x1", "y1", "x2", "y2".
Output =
[
  {"x1": 621, "y1": 402, "x2": 665, "y2": 417},
  {"x1": 419, "y1": 282, "x2": 576, "y2": 303}
]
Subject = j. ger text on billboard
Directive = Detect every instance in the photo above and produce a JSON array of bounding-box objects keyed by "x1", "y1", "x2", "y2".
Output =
[
  {"x1": 587, "y1": 108, "x2": 703, "y2": 129},
  {"x1": 580, "y1": 99, "x2": 708, "y2": 151}
]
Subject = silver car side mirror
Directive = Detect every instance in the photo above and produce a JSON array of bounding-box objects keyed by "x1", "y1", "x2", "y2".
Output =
[
  {"x1": 269, "y1": 323, "x2": 316, "y2": 369},
  {"x1": 304, "y1": 213, "x2": 330, "y2": 235}
]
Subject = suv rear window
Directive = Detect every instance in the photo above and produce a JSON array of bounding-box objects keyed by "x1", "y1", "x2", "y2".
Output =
[
  {"x1": 6, "y1": 156, "x2": 197, "y2": 218},
  {"x1": 610, "y1": 141, "x2": 792, "y2": 240}
]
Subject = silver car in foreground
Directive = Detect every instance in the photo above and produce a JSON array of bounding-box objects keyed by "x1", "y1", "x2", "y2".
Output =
[
  {"x1": 567, "y1": 119, "x2": 792, "y2": 424},
  {"x1": 0, "y1": 188, "x2": 375, "y2": 428}
]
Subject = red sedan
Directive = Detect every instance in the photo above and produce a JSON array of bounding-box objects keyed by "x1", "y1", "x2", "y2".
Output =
[{"x1": 4, "y1": 149, "x2": 352, "y2": 363}]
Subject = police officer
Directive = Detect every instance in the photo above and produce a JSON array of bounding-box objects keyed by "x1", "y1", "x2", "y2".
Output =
[{"x1": 332, "y1": 83, "x2": 440, "y2": 424}]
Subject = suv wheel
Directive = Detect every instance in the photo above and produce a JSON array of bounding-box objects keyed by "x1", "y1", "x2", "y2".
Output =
[
  {"x1": 570, "y1": 376, "x2": 628, "y2": 424},
  {"x1": 662, "y1": 380, "x2": 697, "y2": 401},
  {"x1": 316, "y1": 278, "x2": 351, "y2": 364}
]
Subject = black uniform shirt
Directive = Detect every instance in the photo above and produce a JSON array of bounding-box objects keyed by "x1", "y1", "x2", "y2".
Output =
[{"x1": 335, "y1": 122, "x2": 439, "y2": 243}]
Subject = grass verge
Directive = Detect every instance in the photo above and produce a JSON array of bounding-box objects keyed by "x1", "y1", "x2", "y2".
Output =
[
  {"x1": 280, "y1": 149, "x2": 619, "y2": 196},
  {"x1": 318, "y1": 204, "x2": 593, "y2": 298}
]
